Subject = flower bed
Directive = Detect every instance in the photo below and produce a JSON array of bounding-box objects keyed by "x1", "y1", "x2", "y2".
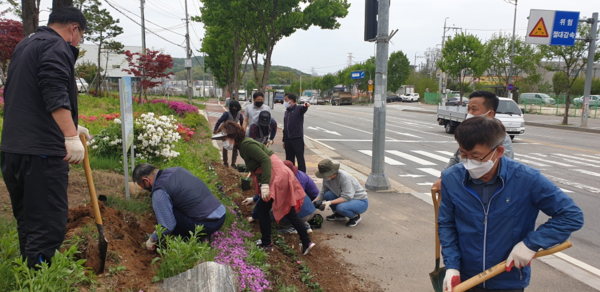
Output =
[{"x1": 151, "y1": 99, "x2": 199, "y2": 116}]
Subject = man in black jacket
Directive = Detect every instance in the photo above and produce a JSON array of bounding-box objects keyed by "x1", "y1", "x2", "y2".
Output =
[
  {"x1": 283, "y1": 93, "x2": 310, "y2": 172},
  {"x1": 1, "y1": 7, "x2": 88, "y2": 268}
]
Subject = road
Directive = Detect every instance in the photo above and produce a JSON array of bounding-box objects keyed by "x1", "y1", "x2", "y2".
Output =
[{"x1": 265, "y1": 101, "x2": 600, "y2": 288}]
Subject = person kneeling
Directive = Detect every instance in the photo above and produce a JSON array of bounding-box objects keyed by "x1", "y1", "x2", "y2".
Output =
[
  {"x1": 314, "y1": 159, "x2": 368, "y2": 227},
  {"x1": 133, "y1": 163, "x2": 227, "y2": 251}
]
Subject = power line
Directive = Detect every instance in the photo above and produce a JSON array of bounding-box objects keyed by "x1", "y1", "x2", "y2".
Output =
[
  {"x1": 108, "y1": 0, "x2": 185, "y2": 37},
  {"x1": 104, "y1": 0, "x2": 185, "y2": 48}
]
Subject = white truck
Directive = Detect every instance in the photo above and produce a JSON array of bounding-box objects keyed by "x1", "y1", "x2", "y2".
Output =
[
  {"x1": 238, "y1": 90, "x2": 247, "y2": 101},
  {"x1": 437, "y1": 97, "x2": 525, "y2": 140}
]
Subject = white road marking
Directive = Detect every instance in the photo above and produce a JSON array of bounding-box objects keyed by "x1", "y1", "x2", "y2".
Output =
[
  {"x1": 312, "y1": 139, "x2": 455, "y2": 143},
  {"x1": 304, "y1": 136, "x2": 335, "y2": 150},
  {"x1": 554, "y1": 252, "x2": 600, "y2": 277},
  {"x1": 386, "y1": 150, "x2": 437, "y2": 166},
  {"x1": 437, "y1": 150, "x2": 456, "y2": 157},
  {"x1": 572, "y1": 169, "x2": 600, "y2": 178},
  {"x1": 387, "y1": 130, "x2": 422, "y2": 138},
  {"x1": 307, "y1": 126, "x2": 341, "y2": 136},
  {"x1": 399, "y1": 174, "x2": 426, "y2": 178},
  {"x1": 514, "y1": 153, "x2": 573, "y2": 167},
  {"x1": 576, "y1": 154, "x2": 600, "y2": 159},
  {"x1": 329, "y1": 122, "x2": 373, "y2": 135},
  {"x1": 552, "y1": 154, "x2": 600, "y2": 168},
  {"x1": 417, "y1": 182, "x2": 434, "y2": 186},
  {"x1": 412, "y1": 150, "x2": 451, "y2": 162},
  {"x1": 417, "y1": 168, "x2": 442, "y2": 177},
  {"x1": 358, "y1": 150, "x2": 405, "y2": 165},
  {"x1": 513, "y1": 158, "x2": 550, "y2": 167},
  {"x1": 545, "y1": 175, "x2": 600, "y2": 194},
  {"x1": 560, "y1": 188, "x2": 573, "y2": 193},
  {"x1": 554, "y1": 153, "x2": 600, "y2": 164}
]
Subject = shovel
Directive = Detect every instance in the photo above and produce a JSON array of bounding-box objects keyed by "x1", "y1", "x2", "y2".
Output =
[
  {"x1": 241, "y1": 172, "x2": 252, "y2": 191},
  {"x1": 453, "y1": 240, "x2": 572, "y2": 292},
  {"x1": 429, "y1": 187, "x2": 445, "y2": 292},
  {"x1": 79, "y1": 134, "x2": 109, "y2": 274}
]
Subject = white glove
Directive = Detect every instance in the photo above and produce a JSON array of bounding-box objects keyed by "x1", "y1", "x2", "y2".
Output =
[
  {"x1": 268, "y1": 140, "x2": 274, "y2": 146},
  {"x1": 443, "y1": 269, "x2": 461, "y2": 292},
  {"x1": 323, "y1": 201, "x2": 332, "y2": 211},
  {"x1": 506, "y1": 241, "x2": 536, "y2": 271},
  {"x1": 260, "y1": 185, "x2": 270, "y2": 201},
  {"x1": 77, "y1": 125, "x2": 90, "y2": 140},
  {"x1": 242, "y1": 197, "x2": 254, "y2": 205},
  {"x1": 64, "y1": 136, "x2": 84, "y2": 164},
  {"x1": 146, "y1": 236, "x2": 156, "y2": 252}
]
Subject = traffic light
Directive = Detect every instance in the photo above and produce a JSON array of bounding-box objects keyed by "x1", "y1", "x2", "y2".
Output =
[{"x1": 364, "y1": 0, "x2": 378, "y2": 42}]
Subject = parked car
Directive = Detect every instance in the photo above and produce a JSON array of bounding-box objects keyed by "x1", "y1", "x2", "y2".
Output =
[
  {"x1": 445, "y1": 97, "x2": 469, "y2": 106},
  {"x1": 573, "y1": 95, "x2": 600, "y2": 106},
  {"x1": 76, "y1": 79, "x2": 88, "y2": 93},
  {"x1": 519, "y1": 93, "x2": 556, "y2": 105},
  {"x1": 275, "y1": 91, "x2": 285, "y2": 104},
  {"x1": 299, "y1": 95, "x2": 311, "y2": 104},
  {"x1": 386, "y1": 95, "x2": 402, "y2": 102},
  {"x1": 401, "y1": 93, "x2": 420, "y2": 102}
]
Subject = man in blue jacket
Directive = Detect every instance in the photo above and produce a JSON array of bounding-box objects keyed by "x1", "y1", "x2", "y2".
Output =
[{"x1": 439, "y1": 116, "x2": 583, "y2": 292}]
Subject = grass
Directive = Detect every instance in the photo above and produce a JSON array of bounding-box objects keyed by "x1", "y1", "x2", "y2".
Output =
[{"x1": 104, "y1": 195, "x2": 152, "y2": 215}]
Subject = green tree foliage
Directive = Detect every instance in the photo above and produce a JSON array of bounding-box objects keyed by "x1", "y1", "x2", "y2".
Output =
[
  {"x1": 321, "y1": 74, "x2": 337, "y2": 91},
  {"x1": 245, "y1": 80, "x2": 257, "y2": 95},
  {"x1": 438, "y1": 32, "x2": 487, "y2": 98},
  {"x1": 75, "y1": 61, "x2": 98, "y2": 84},
  {"x1": 483, "y1": 33, "x2": 543, "y2": 95},
  {"x1": 200, "y1": 25, "x2": 243, "y2": 98},
  {"x1": 83, "y1": 0, "x2": 123, "y2": 96},
  {"x1": 552, "y1": 72, "x2": 569, "y2": 96},
  {"x1": 542, "y1": 22, "x2": 599, "y2": 124},
  {"x1": 405, "y1": 72, "x2": 439, "y2": 98},
  {"x1": 387, "y1": 51, "x2": 410, "y2": 92}
]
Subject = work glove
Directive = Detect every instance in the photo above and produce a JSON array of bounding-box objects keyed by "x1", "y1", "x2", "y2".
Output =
[
  {"x1": 323, "y1": 201, "x2": 332, "y2": 211},
  {"x1": 64, "y1": 136, "x2": 85, "y2": 164},
  {"x1": 268, "y1": 139, "x2": 274, "y2": 146},
  {"x1": 443, "y1": 269, "x2": 461, "y2": 292},
  {"x1": 146, "y1": 236, "x2": 156, "y2": 252},
  {"x1": 77, "y1": 125, "x2": 90, "y2": 140},
  {"x1": 242, "y1": 197, "x2": 254, "y2": 205},
  {"x1": 506, "y1": 241, "x2": 536, "y2": 272},
  {"x1": 260, "y1": 185, "x2": 270, "y2": 201}
]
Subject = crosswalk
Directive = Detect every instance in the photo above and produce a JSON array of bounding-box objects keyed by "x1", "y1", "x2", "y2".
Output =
[{"x1": 356, "y1": 149, "x2": 600, "y2": 194}]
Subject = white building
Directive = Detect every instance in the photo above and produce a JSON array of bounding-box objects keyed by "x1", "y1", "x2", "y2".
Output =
[{"x1": 76, "y1": 43, "x2": 143, "y2": 79}]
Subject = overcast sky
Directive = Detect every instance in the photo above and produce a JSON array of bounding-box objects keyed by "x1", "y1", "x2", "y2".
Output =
[{"x1": 1, "y1": 0, "x2": 596, "y2": 75}]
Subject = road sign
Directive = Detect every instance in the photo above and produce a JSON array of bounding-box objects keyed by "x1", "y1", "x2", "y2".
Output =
[
  {"x1": 508, "y1": 84, "x2": 514, "y2": 91},
  {"x1": 550, "y1": 11, "x2": 580, "y2": 46},
  {"x1": 526, "y1": 9, "x2": 580, "y2": 46},
  {"x1": 351, "y1": 70, "x2": 365, "y2": 79},
  {"x1": 300, "y1": 88, "x2": 303, "y2": 92},
  {"x1": 368, "y1": 79, "x2": 373, "y2": 85},
  {"x1": 368, "y1": 84, "x2": 373, "y2": 92}
]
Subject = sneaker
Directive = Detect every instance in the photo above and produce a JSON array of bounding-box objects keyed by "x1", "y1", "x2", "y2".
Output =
[
  {"x1": 278, "y1": 226, "x2": 298, "y2": 234},
  {"x1": 305, "y1": 222, "x2": 313, "y2": 234},
  {"x1": 300, "y1": 242, "x2": 316, "y2": 255},
  {"x1": 346, "y1": 214, "x2": 362, "y2": 227},
  {"x1": 223, "y1": 162, "x2": 229, "y2": 167},
  {"x1": 231, "y1": 163, "x2": 237, "y2": 169},
  {"x1": 255, "y1": 239, "x2": 262, "y2": 245},
  {"x1": 246, "y1": 216, "x2": 255, "y2": 223},
  {"x1": 326, "y1": 213, "x2": 346, "y2": 221},
  {"x1": 257, "y1": 243, "x2": 273, "y2": 252}
]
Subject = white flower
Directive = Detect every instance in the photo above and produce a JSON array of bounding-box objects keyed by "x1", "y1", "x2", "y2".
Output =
[
  {"x1": 92, "y1": 145, "x2": 98, "y2": 149},
  {"x1": 114, "y1": 118, "x2": 121, "y2": 124}
]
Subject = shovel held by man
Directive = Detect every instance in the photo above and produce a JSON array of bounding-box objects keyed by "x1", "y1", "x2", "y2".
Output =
[{"x1": 80, "y1": 134, "x2": 109, "y2": 274}]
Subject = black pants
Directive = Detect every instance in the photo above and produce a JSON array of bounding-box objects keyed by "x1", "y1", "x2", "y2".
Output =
[
  {"x1": 222, "y1": 146, "x2": 238, "y2": 166},
  {"x1": 1, "y1": 152, "x2": 69, "y2": 268},
  {"x1": 256, "y1": 198, "x2": 310, "y2": 246},
  {"x1": 468, "y1": 287, "x2": 524, "y2": 292},
  {"x1": 284, "y1": 137, "x2": 306, "y2": 173},
  {"x1": 171, "y1": 208, "x2": 226, "y2": 239}
]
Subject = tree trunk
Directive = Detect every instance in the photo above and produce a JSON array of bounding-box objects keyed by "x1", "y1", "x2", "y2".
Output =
[
  {"x1": 562, "y1": 86, "x2": 571, "y2": 125},
  {"x1": 22, "y1": 0, "x2": 39, "y2": 36},
  {"x1": 231, "y1": 37, "x2": 240, "y2": 101},
  {"x1": 96, "y1": 35, "x2": 103, "y2": 96},
  {"x1": 52, "y1": 0, "x2": 73, "y2": 9}
]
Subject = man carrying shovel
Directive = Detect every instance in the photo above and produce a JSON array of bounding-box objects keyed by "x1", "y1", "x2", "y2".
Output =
[{"x1": 438, "y1": 116, "x2": 583, "y2": 292}]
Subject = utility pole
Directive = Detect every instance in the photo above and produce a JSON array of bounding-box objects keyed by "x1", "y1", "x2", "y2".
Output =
[
  {"x1": 184, "y1": 0, "x2": 193, "y2": 104},
  {"x1": 140, "y1": 0, "x2": 146, "y2": 53},
  {"x1": 365, "y1": 0, "x2": 391, "y2": 191},
  {"x1": 581, "y1": 12, "x2": 598, "y2": 128},
  {"x1": 439, "y1": 18, "x2": 461, "y2": 96},
  {"x1": 506, "y1": 0, "x2": 518, "y2": 101},
  {"x1": 202, "y1": 52, "x2": 206, "y2": 98}
]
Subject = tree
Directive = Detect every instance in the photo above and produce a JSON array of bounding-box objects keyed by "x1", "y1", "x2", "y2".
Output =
[
  {"x1": 321, "y1": 74, "x2": 337, "y2": 91},
  {"x1": 53, "y1": 0, "x2": 73, "y2": 8},
  {"x1": 83, "y1": 1, "x2": 123, "y2": 96},
  {"x1": 245, "y1": 79, "x2": 256, "y2": 95},
  {"x1": 438, "y1": 32, "x2": 487, "y2": 98},
  {"x1": 388, "y1": 51, "x2": 410, "y2": 92},
  {"x1": 542, "y1": 22, "x2": 600, "y2": 124},
  {"x1": 483, "y1": 33, "x2": 543, "y2": 97},
  {"x1": 552, "y1": 71, "x2": 569, "y2": 96},
  {"x1": 75, "y1": 61, "x2": 98, "y2": 84},
  {"x1": 21, "y1": 0, "x2": 40, "y2": 36},
  {"x1": 422, "y1": 47, "x2": 441, "y2": 77},
  {"x1": 122, "y1": 49, "x2": 175, "y2": 101},
  {"x1": 0, "y1": 18, "x2": 23, "y2": 83}
]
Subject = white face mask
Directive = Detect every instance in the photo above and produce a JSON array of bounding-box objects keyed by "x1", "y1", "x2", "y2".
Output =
[
  {"x1": 222, "y1": 139, "x2": 234, "y2": 151},
  {"x1": 466, "y1": 110, "x2": 491, "y2": 120},
  {"x1": 284, "y1": 101, "x2": 291, "y2": 108},
  {"x1": 462, "y1": 148, "x2": 498, "y2": 179}
]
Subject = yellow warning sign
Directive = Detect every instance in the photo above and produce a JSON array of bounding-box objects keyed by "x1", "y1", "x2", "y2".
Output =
[
  {"x1": 529, "y1": 18, "x2": 549, "y2": 37},
  {"x1": 368, "y1": 84, "x2": 373, "y2": 92}
]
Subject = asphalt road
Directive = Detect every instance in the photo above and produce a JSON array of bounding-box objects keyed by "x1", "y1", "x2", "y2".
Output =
[{"x1": 265, "y1": 102, "x2": 600, "y2": 284}]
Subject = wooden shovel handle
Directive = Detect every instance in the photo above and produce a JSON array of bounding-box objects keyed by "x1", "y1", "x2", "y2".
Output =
[
  {"x1": 80, "y1": 134, "x2": 103, "y2": 225},
  {"x1": 431, "y1": 187, "x2": 441, "y2": 260},
  {"x1": 453, "y1": 240, "x2": 573, "y2": 292}
]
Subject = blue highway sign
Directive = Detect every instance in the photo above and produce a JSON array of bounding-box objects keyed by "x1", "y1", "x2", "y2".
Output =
[{"x1": 550, "y1": 11, "x2": 580, "y2": 46}]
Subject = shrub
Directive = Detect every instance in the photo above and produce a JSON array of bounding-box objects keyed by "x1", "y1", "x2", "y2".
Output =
[
  {"x1": 182, "y1": 113, "x2": 203, "y2": 129},
  {"x1": 151, "y1": 99, "x2": 199, "y2": 116}
]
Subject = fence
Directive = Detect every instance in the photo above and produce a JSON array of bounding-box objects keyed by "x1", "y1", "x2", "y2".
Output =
[
  {"x1": 424, "y1": 92, "x2": 443, "y2": 105},
  {"x1": 520, "y1": 94, "x2": 598, "y2": 119}
]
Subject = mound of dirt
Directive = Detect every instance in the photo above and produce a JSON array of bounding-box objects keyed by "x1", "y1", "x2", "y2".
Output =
[{"x1": 66, "y1": 202, "x2": 158, "y2": 291}]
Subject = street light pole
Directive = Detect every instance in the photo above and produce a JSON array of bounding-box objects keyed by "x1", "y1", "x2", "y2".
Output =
[
  {"x1": 581, "y1": 13, "x2": 598, "y2": 128},
  {"x1": 506, "y1": 0, "x2": 518, "y2": 101}
]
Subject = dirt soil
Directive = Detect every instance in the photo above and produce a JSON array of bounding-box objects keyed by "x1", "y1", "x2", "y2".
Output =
[{"x1": 212, "y1": 161, "x2": 384, "y2": 292}]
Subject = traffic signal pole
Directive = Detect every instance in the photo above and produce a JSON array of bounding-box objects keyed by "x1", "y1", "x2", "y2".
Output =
[
  {"x1": 581, "y1": 12, "x2": 598, "y2": 128},
  {"x1": 366, "y1": 0, "x2": 391, "y2": 191}
]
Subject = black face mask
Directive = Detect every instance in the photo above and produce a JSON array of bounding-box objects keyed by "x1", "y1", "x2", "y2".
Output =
[
  {"x1": 142, "y1": 180, "x2": 153, "y2": 192},
  {"x1": 230, "y1": 108, "x2": 239, "y2": 115},
  {"x1": 254, "y1": 102, "x2": 263, "y2": 108}
]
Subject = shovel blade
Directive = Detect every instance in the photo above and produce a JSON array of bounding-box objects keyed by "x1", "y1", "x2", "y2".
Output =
[
  {"x1": 96, "y1": 223, "x2": 109, "y2": 274},
  {"x1": 429, "y1": 266, "x2": 446, "y2": 292}
]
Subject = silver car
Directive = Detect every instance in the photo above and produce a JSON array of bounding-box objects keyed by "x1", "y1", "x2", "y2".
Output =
[
  {"x1": 573, "y1": 95, "x2": 600, "y2": 106},
  {"x1": 519, "y1": 93, "x2": 556, "y2": 105}
]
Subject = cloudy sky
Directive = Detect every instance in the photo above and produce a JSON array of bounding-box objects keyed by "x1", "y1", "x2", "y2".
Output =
[{"x1": 2, "y1": 0, "x2": 596, "y2": 75}]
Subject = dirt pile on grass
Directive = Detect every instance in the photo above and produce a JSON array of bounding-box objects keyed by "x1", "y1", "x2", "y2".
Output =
[{"x1": 66, "y1": 202, "x2": 159, "y2": 291}]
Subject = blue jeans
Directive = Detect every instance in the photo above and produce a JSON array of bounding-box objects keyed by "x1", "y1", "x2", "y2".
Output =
[{"x1": 323, "y1": 191, "x2": 368, "y2": 218}]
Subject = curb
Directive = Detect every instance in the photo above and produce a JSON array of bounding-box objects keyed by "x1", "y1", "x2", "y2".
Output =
[
  {"x1": 525, "y1": 122, "x2": 600, "y2": 134},
  {"x1": 402, "y1": 109, "x2": 437, "y2": 115}
]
